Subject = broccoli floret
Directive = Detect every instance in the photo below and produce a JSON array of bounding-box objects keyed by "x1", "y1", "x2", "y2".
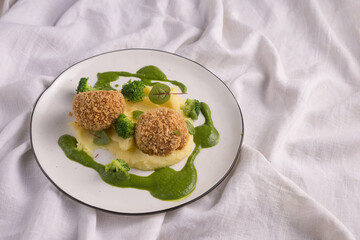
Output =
[
  {"x1": 181, "y1": 98, "x2": 201, "y2": 120},
  {"x1": 76, "y1": 77, "x2": 98, "y2": 93},
  {"x1": 121, "y1": 80, "x2": 145, "y2": 102},
  {"x1": 104, "y1": 159, "x2": 130, "y2": 180},
  {"x1": 114, "y1": 114, "x2": 135, "y2": 138}
]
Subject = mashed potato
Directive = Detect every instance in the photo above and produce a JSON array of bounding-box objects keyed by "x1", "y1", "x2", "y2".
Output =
[{"x1": 70, "y1": 87, "x2": 194, "y2": 170}]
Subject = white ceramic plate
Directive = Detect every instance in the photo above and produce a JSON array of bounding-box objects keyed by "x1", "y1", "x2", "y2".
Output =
[{"x1": 31, "y1": 49, "x2": 244, "y2": 214}]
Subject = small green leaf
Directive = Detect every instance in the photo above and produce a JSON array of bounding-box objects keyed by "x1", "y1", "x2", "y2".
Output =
[
  {"x1": 149, "y1": 83, "x2": 171, "y2": 104},
  {"x1": 132, "y1": 110, "x2": 144, "y2": 120},
  {"x1": 173, "y1": 130, "x2": 181, "y2": 136},
  {"x1": 185, "y1": 120, "x2": 195, "y2": 135},
  {"x1": 91, "y1": 130, "x2": 110, "y2": 145}
]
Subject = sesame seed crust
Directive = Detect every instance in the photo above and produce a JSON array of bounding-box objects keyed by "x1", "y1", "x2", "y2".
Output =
[
  {"x1": 135, "y1": 107, "x2": 189, "y2": 156},
  {"x1": 72, "y1": 90, "x2": 125, "y2": 131}
]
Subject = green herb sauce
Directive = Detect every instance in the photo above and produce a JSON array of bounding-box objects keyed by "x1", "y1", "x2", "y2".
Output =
[
  {"x1": 93, "y1": 65, "x2": 187, "y2": 93},
  {"x1": 58, "y1": 102, "x2": 218, "y2": 201}
]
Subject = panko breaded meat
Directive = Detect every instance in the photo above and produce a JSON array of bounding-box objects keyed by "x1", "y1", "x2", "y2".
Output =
[
  {"x1": 72, "y1": 90, "x2": 125, "y2": 131},
  {"x1": 135, "y1": 108, "x2": 189, "y2": 156}
]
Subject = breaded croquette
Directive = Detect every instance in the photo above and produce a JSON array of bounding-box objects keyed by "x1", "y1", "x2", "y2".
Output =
[
  {"x1": 135, "y1": 107, "x2": 189, "y2": 156},
  {"x1": 72, "y1": 90, "x2": 125, "y2": 131}
]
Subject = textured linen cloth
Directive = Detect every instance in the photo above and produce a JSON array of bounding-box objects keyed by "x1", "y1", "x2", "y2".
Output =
[{"x1": 0, "y1": 0, "x2": 359, "y2": 239}]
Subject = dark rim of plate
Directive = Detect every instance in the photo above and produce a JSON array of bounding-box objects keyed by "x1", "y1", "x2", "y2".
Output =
[{"x1": 30, "y1": 48, "x2": 245, "y2": 215}]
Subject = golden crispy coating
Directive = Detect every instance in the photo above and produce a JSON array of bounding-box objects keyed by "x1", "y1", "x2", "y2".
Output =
[
  {"x1": 72, "y1": 90, "x2": 125, "y2": 131},
  {"x1": 135, "y1": 108, "x2": 189, "y2": 156}
]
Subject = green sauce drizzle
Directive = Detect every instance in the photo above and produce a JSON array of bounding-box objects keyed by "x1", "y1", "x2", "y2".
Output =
[
  {"x1": 92, "y1": 65, "x2": 187, "y2": 93},
  {"x1": 58, "y1": 102, "x2": 219, "y2": 201},
  {"x1": 94, "y1": 72, "x2": 120, "y2": 90},
  {"x1": 193, "y1": 102, "x2": 220, "y2": 148},
  {"x1": 136, "y1": 65, "x2": 187, "y2": 93}
]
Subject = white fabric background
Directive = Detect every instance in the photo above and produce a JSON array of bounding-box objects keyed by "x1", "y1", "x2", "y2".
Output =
[{"x1": 0, "y1": 0, "x2": 359, "y2": 239}]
